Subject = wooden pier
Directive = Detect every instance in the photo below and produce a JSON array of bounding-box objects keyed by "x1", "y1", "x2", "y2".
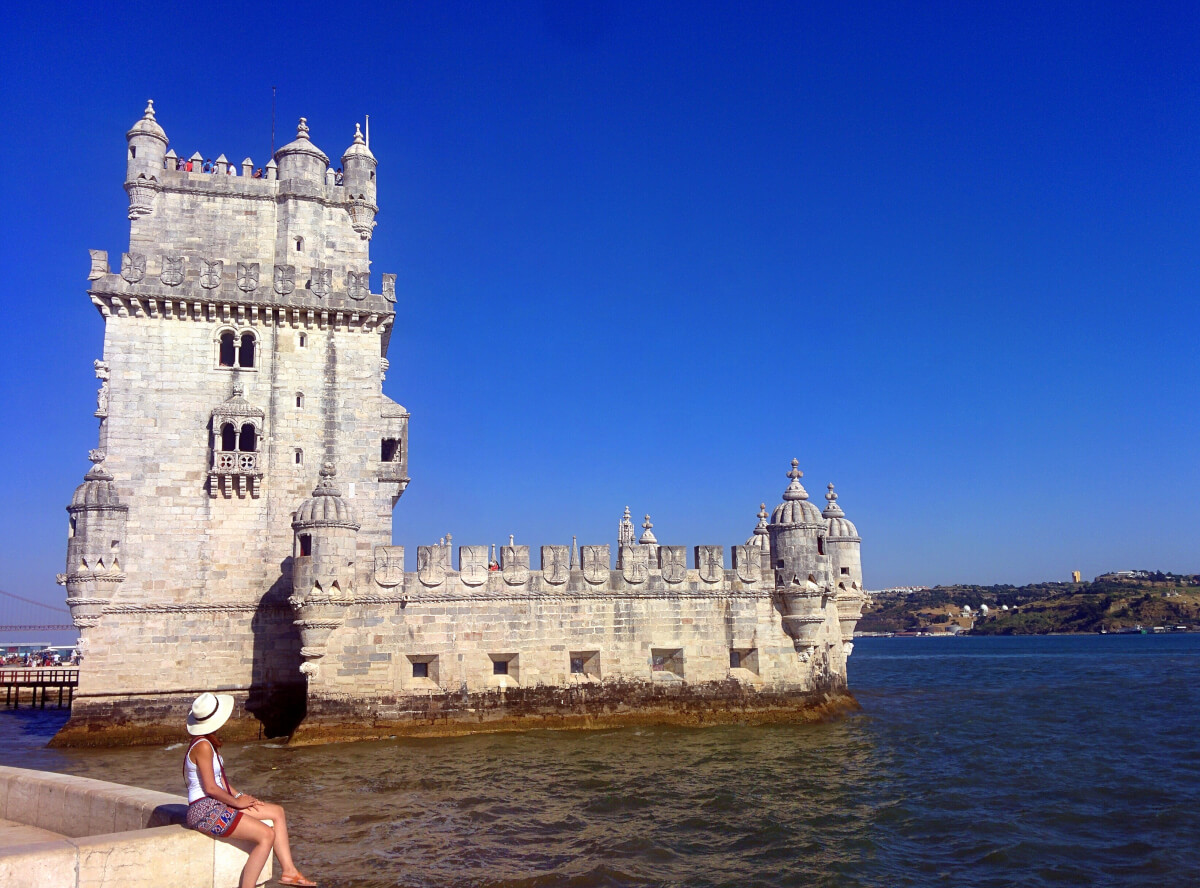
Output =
[{"x1": 1, "y1": 669, "x2": 79, "y2": 709}]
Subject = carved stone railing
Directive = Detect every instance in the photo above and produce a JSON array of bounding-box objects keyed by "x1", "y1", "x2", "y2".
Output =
[
  {"x1": 208, "y1": 450, "x2": 261, "y2": 499},
  {"x1": 212, "y1": 451, "x2": 259, "y2": 474}
]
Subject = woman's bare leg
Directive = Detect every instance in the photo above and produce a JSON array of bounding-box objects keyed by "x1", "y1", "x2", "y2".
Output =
[
  {"x1": 244, "y1": 801, "x2": 303, "y2": 878},
  {"x1": 226, "y1": 814, "x2": 275, "y2": 888}
]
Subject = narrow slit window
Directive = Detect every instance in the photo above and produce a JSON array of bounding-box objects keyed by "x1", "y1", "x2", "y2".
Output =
[
  {"x1": 296, "y1": 393, "x2": 304, "y2": 408},
  {"x1": 298, "y1": 333, "x2": 307, "y2": 348},
  {"x1": 294, "y1": 448, "x2": 303, "y2": 465},
  {"x1": 295, "y1": 237, "x2": 304, "y2": 252}
]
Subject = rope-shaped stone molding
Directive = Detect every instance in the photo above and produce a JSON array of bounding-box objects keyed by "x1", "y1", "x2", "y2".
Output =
[{"x1": 101, "y1": 602, "x2": 282, "y2": 614}]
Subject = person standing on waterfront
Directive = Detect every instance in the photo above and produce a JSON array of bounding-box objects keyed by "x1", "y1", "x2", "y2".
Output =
[{"x1": 183, "y1": 692, "x2": 317, "y2": 888}]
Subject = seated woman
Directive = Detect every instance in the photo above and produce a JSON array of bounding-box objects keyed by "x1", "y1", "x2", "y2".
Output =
[{"x1": 183, "y1": 692, "x2": 317, "y2": 888}]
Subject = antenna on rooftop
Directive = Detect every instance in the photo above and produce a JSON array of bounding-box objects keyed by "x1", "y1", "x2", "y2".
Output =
[{"x1": 271, "y1": 86, "x2": 277, "y2": 157}]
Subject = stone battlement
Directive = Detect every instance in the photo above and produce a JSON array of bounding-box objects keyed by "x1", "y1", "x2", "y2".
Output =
[{"x1": 340, "y1": 543, "x2": 775, "y2": 597}]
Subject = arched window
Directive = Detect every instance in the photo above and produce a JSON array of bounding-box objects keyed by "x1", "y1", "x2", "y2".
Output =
[
  {"x1": 298, "y1": 333, "x2": 307, "y2": 348},
  {"x1": 294, "y1": 448, "x2": 303, "y2": 465},
  {"x1": 218, "y1": 332, "x2": 236, "y2": 367},
  {"x1": 295, "y1": 237, "x2": 304, "y2": 253},
  {"x1": 239, "y1": 333, "x2": 256, "y2": 368},
  {"x1": 239, "y1": 424, "x2": 256, "y2": 452},
  {"x1": 220, "y1": 423, "x2": 237, "y2": 452},
  {"x1": 295, "y1": 392, "x2": 304, "y2": 408}
]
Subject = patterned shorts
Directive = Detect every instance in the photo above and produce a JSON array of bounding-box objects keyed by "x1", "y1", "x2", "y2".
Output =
[{"x1": 186, "y1": 797, "x2": 243, "y2": 837}]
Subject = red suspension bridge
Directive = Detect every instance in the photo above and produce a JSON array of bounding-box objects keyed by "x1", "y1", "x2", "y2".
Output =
[{"x1": 0, "y1": 589, "x2": 74, "y2": 632}]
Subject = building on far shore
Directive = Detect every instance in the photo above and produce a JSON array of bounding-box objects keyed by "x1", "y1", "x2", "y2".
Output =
[{"x1": 55, "y1": 103, "x2": 868, "y2": 746}]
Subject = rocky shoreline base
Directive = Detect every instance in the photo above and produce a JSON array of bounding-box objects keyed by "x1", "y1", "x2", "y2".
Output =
[{"x1": 49, "y1": 682, "x2": 860, "y2": 748}]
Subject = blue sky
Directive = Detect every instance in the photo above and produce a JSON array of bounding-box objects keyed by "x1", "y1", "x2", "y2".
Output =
[{"x1": 1, "y1": 0, "x2": 1198, "y2": 624}]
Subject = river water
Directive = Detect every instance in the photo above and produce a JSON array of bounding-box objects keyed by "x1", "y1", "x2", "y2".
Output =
[{"x1": 3, "y1": 634, "x2": 1199, "y2": 887}]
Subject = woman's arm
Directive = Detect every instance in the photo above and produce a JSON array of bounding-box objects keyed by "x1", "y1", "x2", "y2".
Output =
[{"x1": 191, "y1": 742, "x2": 258, "y2": 809}]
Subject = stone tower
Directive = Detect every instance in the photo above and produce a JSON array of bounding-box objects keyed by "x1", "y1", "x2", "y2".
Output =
[{"x1": 56, "y1": 102, "x2": 410, "y2": 744}]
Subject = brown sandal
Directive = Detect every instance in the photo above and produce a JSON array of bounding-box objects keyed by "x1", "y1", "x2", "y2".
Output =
[{"x1": 278, "y1": 875, "x2": 317, "y2": 887}]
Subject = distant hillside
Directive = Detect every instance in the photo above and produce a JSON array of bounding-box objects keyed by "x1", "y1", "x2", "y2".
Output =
[{"x1": 858, "y1": 574, "x2": 1200, "y2": 635}]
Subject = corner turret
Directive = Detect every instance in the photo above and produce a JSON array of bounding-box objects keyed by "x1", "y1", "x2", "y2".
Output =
[
  {"x1": 125, "y1": 101, "x2": 166, "y2": 218},
  {"x1": 825, "y1": 483, "x2": 865, "y2": 657},
  {"x1": 289, "y1": 464, "x2": 360, "y2": 676},
  {"x1": 767, "y1": 458, "x2": 831, "y2": 658},
  {"x1": 62, "y1": 451, "x2": 128, "y2": 630},
  {"x1": 341, "y1": 123, "x2": 378, "y2": 240}
]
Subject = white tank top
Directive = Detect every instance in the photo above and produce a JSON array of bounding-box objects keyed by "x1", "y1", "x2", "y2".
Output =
[{"x1": 184, "y1": 738, "x2": 230, "y2": 804}]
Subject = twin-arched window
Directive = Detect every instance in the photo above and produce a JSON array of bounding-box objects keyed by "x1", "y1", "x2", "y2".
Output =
[
  {"x1": 217, "y1": 330, "x2": 257, "y2": 369},
  {"x1": 218, "y1": 422, "x2": 258, "y2": 453}
]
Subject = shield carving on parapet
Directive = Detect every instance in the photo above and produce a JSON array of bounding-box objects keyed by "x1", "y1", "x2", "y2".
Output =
[
  {"x1": 120, "y1": 252, "x2": 146, "y2": 284},
  {"x1": 696, "y1": 545, "x2": 724, "y2": 583},
  {"x1": 502, "y1": 546, "x2": 530, "y2": 585},
  {"x1": 237, "y1": 262, "x2": 260, "y2": 292},
  {"x1": 541, "y1": 546, "x2": 569, "y2": 585},
  {"x1": 659, "y1": 546, "x2": 686, "y2": 584},
  {"x1": 372, "y1": 545, "x2": 405, "y2": 587},
  {"x1": 347, "y1": 271, "x2": 369, "y2": 301},
  {"x1": 160, "y1": 256, "x2": 184, "y2": 287},
  {"x1": 200, "y1": 259, "x2": 223, "y2": 289},
  {"x1": 274, "y1": 264, "x2": 295, "y2": 296},
  {"x1": 311, "y1": 268, "x2": 332, "y2": 298},
  {"x1": 460, "y1": 545, "x2": 488, "y2": 586},
  {"x1": 734, "y1": 545, "x2": 760, "y2": 583},
  {"x1": 382, "y1": 273, "x2": 397, "y2": 303},
  {"x1": 581, "y1": 545, "x2": 610, "y2": 585},
  {"x1": 417, "y1": 545, "x2": 448, "y2": 586},
  {"x1": 621, "y1": 546, "x2": 649, "y2": 584}
]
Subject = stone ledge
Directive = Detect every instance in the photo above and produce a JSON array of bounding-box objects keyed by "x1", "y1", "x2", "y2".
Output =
[{"x1": 0, "y1": 767, "x2": 273, "y2": 888}]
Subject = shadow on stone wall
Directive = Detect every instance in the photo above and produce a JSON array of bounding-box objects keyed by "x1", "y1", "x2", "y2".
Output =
[{"x1": 245, "y1": 557, "x2": 307, "y2": 738}]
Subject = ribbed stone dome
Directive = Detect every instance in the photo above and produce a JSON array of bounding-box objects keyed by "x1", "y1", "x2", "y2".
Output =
[
  {"x1": 127, "y1": 100, "x2": 167, "y2": 143},
  {"x1": 293, "y1": 464, "x2": 359, "y2": 529},
  {"x1": 823, "y1": 484, "x2": 860, "y2": 540},
  {"x1": 341, "y1": 123, "x2": 375, "y2": 162},
  {"x1": 826, "y1": 516, "x2": 860, "y2": 541},
  {"x1": 769, "y1": 459, "x2": 825, "y2": 527},
  {"x1": 275, "y1": 117, "x2": 329, "y2": 165},
  {"x1": 70, "y1": 455, "x2": 125, "y2": 509}
]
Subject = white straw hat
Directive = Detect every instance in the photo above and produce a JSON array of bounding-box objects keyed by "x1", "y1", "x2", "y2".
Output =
[{"x1": 186, "y1": 692, "x2": 234, "y2": 735}]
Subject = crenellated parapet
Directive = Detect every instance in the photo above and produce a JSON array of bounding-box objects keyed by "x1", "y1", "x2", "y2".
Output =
[{"x1": 356, "y1": 541, "x2": 773, "y2": 601}]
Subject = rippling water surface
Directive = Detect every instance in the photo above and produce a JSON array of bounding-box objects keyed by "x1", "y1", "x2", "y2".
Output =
[{"x1": 4, "y1": 634, "x2": 1199, "y2": 887}]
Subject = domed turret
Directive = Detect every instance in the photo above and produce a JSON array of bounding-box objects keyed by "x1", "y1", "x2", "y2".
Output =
[
  {"x1": 275, "y1": 117, "x2": 330, "y2": 187},
  {"x1": 341, "y1": 123, "x2": 378, "y2": 240},
  {"x1": 823, "y1": 482, "x2": 865, "y2": 658},
  {"x1": 290, "y1": 464, "x2": 360, "y2": 677},
  {"x1": 767, "y1": 459, "x2": 833, "y2": 657},
  {"x1": 125, "y1": 101, "x2": 167, "y2": 218},
  {"x1": 63, "y1": 451, "x2": 129, "y2": 630}
]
